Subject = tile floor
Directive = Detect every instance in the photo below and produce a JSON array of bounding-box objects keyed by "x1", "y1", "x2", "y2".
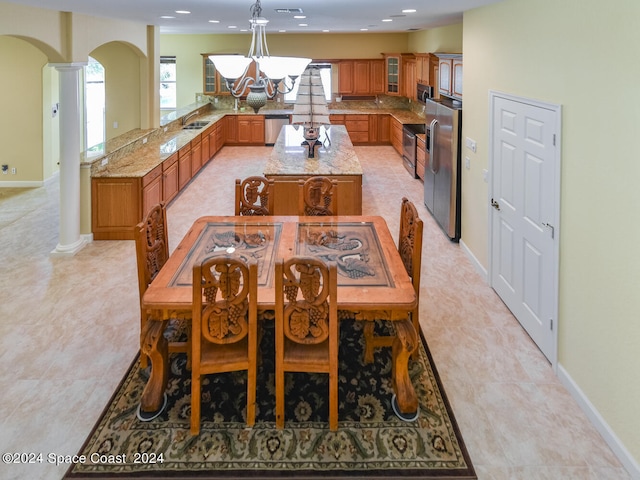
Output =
[{"x1": 0, "y1": 145, "x2": 631, "y2": 480}]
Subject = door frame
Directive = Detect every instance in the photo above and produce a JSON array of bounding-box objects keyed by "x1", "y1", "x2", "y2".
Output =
[{"x1": 487, "y1": 90, "x2": 562, "y2": 369}]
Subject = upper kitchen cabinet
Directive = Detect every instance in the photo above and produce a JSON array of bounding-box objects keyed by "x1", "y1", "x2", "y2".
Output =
[
  {"x1": 338, "y1": 60, "x2": 385, "y2": 96},
  {"x1": 202, "y1": 55, "x2": 229, "y2": 95},
  {"x1": 415, "y1": 53, "x2": 438, "y2": 86},
  {"x1": 383, "y1": 53, "x2": 416, "y2": 97},
  {"x1": 383, "y1": 54, "x2": 401, "y2": 95},
  {"x1": 436, "y1": 54, "x2": 463, "y2": 99}
]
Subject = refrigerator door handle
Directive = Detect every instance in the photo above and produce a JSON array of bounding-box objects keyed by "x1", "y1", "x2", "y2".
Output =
[{"x1": 429, "y1": 119, "x2": 439, "y2": 174}]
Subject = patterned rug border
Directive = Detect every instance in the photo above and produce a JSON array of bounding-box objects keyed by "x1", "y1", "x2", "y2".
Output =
[{"x1": 65, "y1": 329, "x2": 476, "y2": 480}]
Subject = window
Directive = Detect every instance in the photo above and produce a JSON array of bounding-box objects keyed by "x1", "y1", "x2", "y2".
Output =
[
  {"x1": 85, "y1": 56, "x2": 105, "y2": 155},
  {"x1": 160, "y1": 56, "x2": 177, "y2": 109},
  {"x1": 284, "y1": 63, "x2": 332, "y2": 103}
]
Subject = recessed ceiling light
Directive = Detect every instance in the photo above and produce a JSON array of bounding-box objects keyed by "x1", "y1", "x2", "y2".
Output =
[
  {"x1": 209, "y1": 20, "x2": 220, "y2": 23},
  {"x1": 175, "y1": 10, "x2": 190, "y2": 14},
  {"x1": 228, "y1": 25, "x2": 238, "y2": 29},
  {"x1": 279, "y1": 29, "x2": 287, "y2": 32},
  {"x1": 360, "y1": 28, "x2": 368, "y2": 31},
  {"x1": 298, "y1": 23, "x2": 308, "y2": 27},
  {"x1": 382, "y1": 18, "x2": 393, "y2": 22},
  {"x1": 322, "y1": 29, "x2": 330, "y2": 32},
  {"x1": 402, "y1": 9, "x2": 417, "y2": 13},
  {"x1": 160, "y1": 15, "x2": 175, "y2": 19},
  {"x1": 293, "y1": 15, "x2": 306, "y2": 19}
]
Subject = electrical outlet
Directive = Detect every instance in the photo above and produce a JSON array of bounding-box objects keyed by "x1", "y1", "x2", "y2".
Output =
[
  {"x1": 465, "y1": 156, "x2": 470, "y2": 170},
  {"x1": 465, "y1": 137, "x2": 477, "y2": 152},
  {"x1": 11, "y1": 167, "x2": 16, "y2": 175}
]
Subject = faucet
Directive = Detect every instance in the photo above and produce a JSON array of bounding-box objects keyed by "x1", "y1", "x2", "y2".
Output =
[{"x1": 182, "y1": 111, "x2": 199, "y2": 125}]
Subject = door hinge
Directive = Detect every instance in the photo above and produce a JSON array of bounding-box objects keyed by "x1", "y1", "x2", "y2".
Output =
[
  {"x1": 553, "y1": 134, "x2": 556, "y2": 146},
  {"x1": 550, "y1": 318, "x2": 553, "y2": 331}
]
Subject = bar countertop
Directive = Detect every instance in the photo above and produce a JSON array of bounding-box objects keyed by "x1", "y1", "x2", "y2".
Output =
[{"x1": 264, "y1": 125, "x2": 362, "y2": 176}]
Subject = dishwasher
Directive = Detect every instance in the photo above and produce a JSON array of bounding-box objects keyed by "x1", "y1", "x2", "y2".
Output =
[{"x1": 264, "y1": 114, "x2": 290, "y2": 145}]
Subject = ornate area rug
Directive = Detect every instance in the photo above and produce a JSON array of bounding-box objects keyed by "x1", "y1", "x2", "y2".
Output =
[{"x1": 65, "y1": 320, "x2": 475, "y2": 479}]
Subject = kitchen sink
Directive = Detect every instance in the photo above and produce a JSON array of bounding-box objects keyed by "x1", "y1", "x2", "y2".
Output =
[{"x1": 183, "y1": 120, "x2": 209, "y2": 129}]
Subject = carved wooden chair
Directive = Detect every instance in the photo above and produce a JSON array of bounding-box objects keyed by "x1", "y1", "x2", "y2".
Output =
[
  {"x1": 134, "y1": 202, "x2": 189, "y2": 370},
  {"x1": 363, "y1": 197, "x2": 423, "y2": 363},
  {"x1": 298, "y1": 176, "x2": 339, "y2": 216},
  {"x1": 275, "y1": 257, "x2": 339, "y2": 431},
  {"x1": 190, "y1": 256, "x2": 258, "y2": 435},
  {"x1": 235, "y1": 176, "x2": 275, "y2": 216}
]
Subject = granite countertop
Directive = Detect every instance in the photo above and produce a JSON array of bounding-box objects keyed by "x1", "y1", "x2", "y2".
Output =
[
  {"x1": 90, "y1": 104, "x2": 424, "y2": 179},
  {"x1": 264, "y1": 125, "x2": 362, "y2": 176}
]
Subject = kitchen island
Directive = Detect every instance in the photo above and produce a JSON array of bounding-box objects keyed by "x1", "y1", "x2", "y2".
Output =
[{"x1": 264, "y1": 124, "x2": 363, "y2": 215}]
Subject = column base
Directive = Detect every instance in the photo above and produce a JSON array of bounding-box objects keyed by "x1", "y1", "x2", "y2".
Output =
[{"x1": 50, "y1": 234, "x2": 92, "y2": 257}]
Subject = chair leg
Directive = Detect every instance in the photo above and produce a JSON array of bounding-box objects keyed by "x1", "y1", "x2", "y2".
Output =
[
  {"x1": 363, "y1": 322, "x2": 376, "y2": 364},
  {"x1": 275, "y1": 363, "x2": 285, "y2": 429},
  {"x1": 329, "y1": 369, "x2": 338, "y2": 431},
  {"x1": 246, "y1": 364, "x2": 256, "y2": 427},
  {"x1": 190, "y1": 375, "x2": 201, "y2": 435},
  {"x1": 140, "y1": 315, "x2": 149, "y2": 370}
]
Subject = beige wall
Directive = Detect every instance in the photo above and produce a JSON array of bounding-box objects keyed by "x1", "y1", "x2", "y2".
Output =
[
  {"x1": 408, "y1": 23, "x2": 463, "y2": 53},
  {"x1": 161, "y1": 32, "x2": 411, "y2": 108},
  {"x1": 92, "y1": 42, "x2": 142, "y2": 140},
  {"x1": 0, "y1": 36, "x2": 47, "y2": 181},
  {"x1": 463, "y1": 0, "x2": 640, "y2": 467},
  {"x1": 0, "y1": 1, "x2": 155, "y2": 186}
]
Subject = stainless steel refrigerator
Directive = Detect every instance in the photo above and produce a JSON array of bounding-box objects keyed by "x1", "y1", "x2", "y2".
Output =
[{"x1": 424, "y1": 97, "x2": 462, "y2": 241}]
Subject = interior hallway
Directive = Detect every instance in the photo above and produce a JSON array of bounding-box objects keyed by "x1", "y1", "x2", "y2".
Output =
[{"x1": 0, "y1": 145, "x2": 630, "y2": 480}]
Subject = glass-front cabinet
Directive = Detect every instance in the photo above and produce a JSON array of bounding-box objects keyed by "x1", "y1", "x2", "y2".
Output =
[
  {"x1": 202, "y1": 55, "x2": 230, "y2": 95},
  {"x1": 384, "y1": 55, "x2": 400, "y2": 95}
]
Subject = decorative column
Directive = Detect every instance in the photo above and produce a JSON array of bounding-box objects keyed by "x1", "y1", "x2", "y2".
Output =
[{"x1": 51, "y1": 63, "x2": 87, "y2": 257}]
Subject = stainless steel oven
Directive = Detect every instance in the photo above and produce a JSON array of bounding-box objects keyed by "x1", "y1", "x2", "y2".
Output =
[{"x1": 402, "y1": 124, "x2": 426, "y2": 178}]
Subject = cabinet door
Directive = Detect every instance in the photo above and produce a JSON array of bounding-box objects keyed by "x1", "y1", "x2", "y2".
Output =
[
  {"x1": 344, "y1": 114, "x2": 369, "y2": 144},
  {"x1": 225, "y1": 115, "x2": 238, "y2": 144},
  {"x1": 416, "y1": 137, "x2": 426, "y2": 180},
  {"x1": 390, "y1": 117, "x2": 403, "y2": 155},
  {"x1": 403, "y1": 59, "x2": 416, "y2": 99},
  {"x1": 163, "y1": 153, "x2": 179, "y2": 203},
  {"x1": 439, "y1": 58, "x2": 452, "y2": 96},
  {"x1": 191, "y1": 138, "x2": 202, "y2": 176},
  {"x1": 385, "y1": 55, "x2": 400, "y2": 95},
  {"x1": 216, "y1": 123, "x2": 224, "y2": 152},
  {"x1": 142, "y1": 167, "x2": 163, "y2": 216},
  {"x1": 202, "y1": 132, "x2": 210, "y2": 164},
  {"x1": 338, "y1": 61, "x2": 354, "y2": 94},
  {"x1": 250, "y1": 117, "x2": 265, "y2": 144},
  {"x1": 353, "y1": 61, "x2": 371, "y2": 94},
  {"x1": 452, "y1": 58, "x2": 463, "y2": 98},
  {"x1": 178, "y1": 145, "x2": 192, "y2": 190},
  {"x1": 208, "y1": 126, "x2": 218, "y2": 158},
  {"x1": 370, "y1": 60, "x2": 385, "y2": 95},
  {"x1": 377, "y1": 115, "x2": 391, "y2": 144}
]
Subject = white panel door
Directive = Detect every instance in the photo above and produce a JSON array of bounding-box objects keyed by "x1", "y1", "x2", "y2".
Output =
[{"x1": 489, "y1": 93, "x2": 560, "y2": 363}]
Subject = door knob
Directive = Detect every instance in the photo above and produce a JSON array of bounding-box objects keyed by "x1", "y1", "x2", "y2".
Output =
[{"x1": 491, "y1": 198, "x2": 500, "y2": 211}]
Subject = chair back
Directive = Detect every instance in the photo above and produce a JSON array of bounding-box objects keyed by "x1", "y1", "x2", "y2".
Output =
[
  {"x1": 298, "y1": 176, "x2": 338, "y2": 216},
  {"x1": 235, "y1": 176, "x2": 275, "y2": 216},
  {"x1": 276, "y1": 257, "x2": 337, "y2": 346},
  {"x1": 134, "y1": 203, "x2": 169, "y2": 302},
  {"x1": 192, "y1": 256, "x2": 257, "y2": 347},
  {"x1": 398, "y1": 197, "x2": 423, "y2": 295}
]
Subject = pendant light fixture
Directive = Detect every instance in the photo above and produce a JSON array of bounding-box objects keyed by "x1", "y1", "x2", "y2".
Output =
[{"x1": 208, "y1": 0, "x2": 311, "y2": 113}]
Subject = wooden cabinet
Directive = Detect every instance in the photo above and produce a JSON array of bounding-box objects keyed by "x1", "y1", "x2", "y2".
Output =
[
  {"x1": 384, "y1": 54, "x2": 401, "y2": 95},
  {"x1": 344, "y1": 114, "x2": 369, "y2": 144},
  {"x1": 207, "y1": 124, "x2": 218, "y2": 159},
  {"x1": 142, "y1": 164, "x2": 163, "y2": 216},
  {"x1": 202, "y1": 55, "x2": 231, "y2": 95},
  {"x1": 338, "y1": 59, "x2": 385, "y2": 96},
  {"x1": 416, "y1": 135, "x2": 426, "y2": 181},
  {"x1": 162, "y1": 152, "x2": 179, "y2": 204},
  {"x1": 237, "y1": 115, "x2": 265, "y2": 144},
  {"x1": 376, "y1": 115, "x2": 391, "y2": 144},
  {"x1": 202, "y1": 128, "x2": 210, "y2": 164},
  {"x1": 225, "y1": 115, "x2": 238, "y2": 144},
  {"x1": 191, "y1": 134, "x2": 202, "y2": 176},
  {"x1": 437, "y1": 54, "x2": 462, "y2": 99},
  {"x1": 178, "y1": 144, "x2": 192, "y2": 190},
  {"x1": 402, "y1": 57, "x2": 417, "y2": 99},
  {"x1": 390, "y1": 116, "x2": 403, "y2": 155}
]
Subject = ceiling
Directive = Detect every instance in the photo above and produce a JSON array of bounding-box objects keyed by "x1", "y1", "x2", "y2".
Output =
[{"x1": 6, "y1": 0, "x2": 501, "y2": 34}]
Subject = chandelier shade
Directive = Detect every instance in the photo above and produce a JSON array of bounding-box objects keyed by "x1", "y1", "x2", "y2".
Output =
[{"x1": 206, "y1": 0, "x2": 311, "y2": 113}]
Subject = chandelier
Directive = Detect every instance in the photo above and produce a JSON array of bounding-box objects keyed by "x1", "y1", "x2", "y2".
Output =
[{"x1": 208, "y1": 0, "x2": 311, "y2": 113}]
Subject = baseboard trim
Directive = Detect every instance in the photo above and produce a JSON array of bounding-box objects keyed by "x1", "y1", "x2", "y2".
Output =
[
  {"x1": 459, "y1": 238, "x2": 488, "y2": 282},
  {"x1": 0, "y1": 180, "x2": 45, "y2": 188},
  {"x1": 557, "y1": 364, "x2": 640, "y2": 479}
]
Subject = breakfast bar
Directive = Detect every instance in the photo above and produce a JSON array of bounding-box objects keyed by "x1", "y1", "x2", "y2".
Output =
[{"x1": 264, "y1": 124, "x2": 363, "y2": 215}]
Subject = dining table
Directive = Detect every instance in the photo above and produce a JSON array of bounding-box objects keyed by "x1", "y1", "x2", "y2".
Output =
[{"x1": 139, "y1": 215, "x2": 419, "y2": 421}]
